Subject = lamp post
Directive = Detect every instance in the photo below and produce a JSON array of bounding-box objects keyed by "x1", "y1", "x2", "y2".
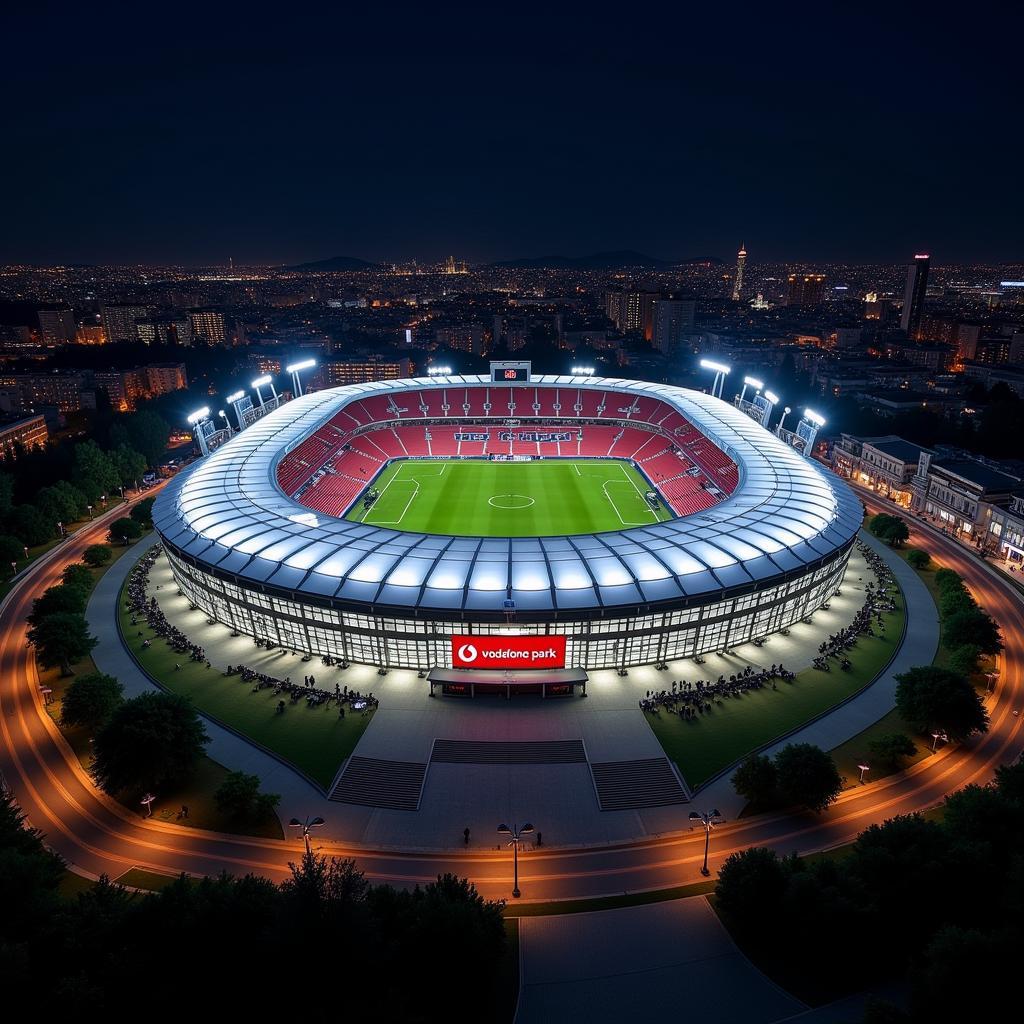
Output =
[
  {"x1": 289, "y1": 815, "x2": 326, "y2": 855},
  {"x1": 776, "y1": 406, "x2": 792, "y2": 437},
  {"x1": 141, "y1": 793, "x2": 156, "y2": 817},
  {"x1": 497, "y1": 822, "x2": 535, "y2": 898},
  {"x1": 688, "y1": 808, "x2": 724, "y2": 876},
  {"x1": 57, "y1": 521, "x2": 64, "y2": 537},
  {"x1": 931, "y1": 730, "x2": 948, "y2": 751},
  {"x1": 857, "y1": 762, "x2": 870, "y2": 784}
]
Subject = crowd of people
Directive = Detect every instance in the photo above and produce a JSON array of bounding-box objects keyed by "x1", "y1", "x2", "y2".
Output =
[
  {"x1": 812, "y1": 541, "x2": 898, "y2": 673},
  {"x1": 640, "y1": 662, "x2": 796, "y2": 717},
  {"x1": 641, "y1": 540, "x2": 898, "y2": 716},
  {"x1": 126, "y1": 545, "x2": 379, "y2": 718}
]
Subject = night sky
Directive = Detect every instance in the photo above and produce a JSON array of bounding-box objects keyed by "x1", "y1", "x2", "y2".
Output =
[{"x1": 3, "y1": 3, "x2": 1020, "y2": 266}]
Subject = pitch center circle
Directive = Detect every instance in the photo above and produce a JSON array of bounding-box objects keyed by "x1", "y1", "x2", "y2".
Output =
[{"x1": 488, "y1": 494, "x2": 535, "y2": 510}]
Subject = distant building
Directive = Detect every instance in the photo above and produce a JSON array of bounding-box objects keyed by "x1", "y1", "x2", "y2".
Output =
[
  {"x1": 651, "y1": 299, "x2": 696, "y2": 355},
  {"x1": 831, "y1": 434, "x2": 933, "y2": 508},
  {"x1": 320, "y1": 358, "x2": 412, "y2": 386},
  {"x1": 0, "y1": 372, "x2": 89, "y2": 413},
  {"x1": 786, "y1": 273, "x2": 825, "y2": 306},
  {"x1": 101, "y1": 304, "x2": 153, "y2": 343},
  {"x1": 915, "y1": 454, "x2": 1020, "y2": 536},
  {"x1": 434, "y1": 324, "x2": 484, "y2": 355},
  {"x1": 93, "y1": 363, "x2": 187, "y2": 412},
  {"x1": 189, "y1": 309, "x2": 226, "y2": 344},
  {"x1": 900, "y1": 253, "x2": 930, "y2": 338},
  {"x1": 604, "y1": 287, "x2": 659, "y2": 337},
  {"x1": 37, "y1": 307, "x2": 76, "y2": 345},
  {"x1": 75, "y1": 324, "x2": 107, "y2": 345},
  {"x1": 136, "y1": 314, "x2": 193, "y2": 347},
  {"x1": 731, "y1": 244, "x2": 747, "y2": 302},
  {"x1": 145, "y1": 362, "x2": 188, "y2": 396},
  {"x1": 0, "y1": 414, "x2": 49, "y2": 460}
]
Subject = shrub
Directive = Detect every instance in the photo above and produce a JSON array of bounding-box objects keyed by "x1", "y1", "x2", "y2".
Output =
[
  {"x1": 905, "y1": 548, "x2": 931, "y2": 570},
  {"x1": 108, "y1": 517, "x2": 143, "y2": 544},
  {"x1": 867, "y1": 732, "x2": 917, "y2": 770},
  {"x1": 82, "y1": 544, "x2": 112, "y2": 568}
]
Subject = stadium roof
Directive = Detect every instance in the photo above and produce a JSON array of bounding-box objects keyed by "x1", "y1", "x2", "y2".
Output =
[{"x1": 153, "y1": 375, "x2": 861, "y2": 617}]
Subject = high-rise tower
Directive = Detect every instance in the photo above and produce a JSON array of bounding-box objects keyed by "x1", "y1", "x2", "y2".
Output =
[
  {"x1": 731, "y1": 243, "x2": 747, "y2": 302},
  {"x1": 900, "y1": 253, "x2": 930, "y2": 339}
]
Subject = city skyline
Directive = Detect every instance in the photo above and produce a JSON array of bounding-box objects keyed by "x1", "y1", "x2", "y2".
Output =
[{"x1": 2, "y1": 5, "x2": 1021, "y2": 266}]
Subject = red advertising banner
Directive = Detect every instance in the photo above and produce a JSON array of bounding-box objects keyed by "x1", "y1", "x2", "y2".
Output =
[{"x1": 451, "y1": 635, "x2": 566, "y2": 669}]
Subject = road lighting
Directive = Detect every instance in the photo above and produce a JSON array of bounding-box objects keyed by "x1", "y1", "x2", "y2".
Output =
[
  {"x1": 857, "y1": 763, "x2": 870, "y2": 784},
  {"x1": 497, "y1": 822, "x2": 535, "y2": 898},
  {"x1": 57, "y1": 521, "x2": 64, "y2": 537},
  {"x1": 699, "y1": 359, "x2": 731, "y2": 399},
  {"x1": 286, "y1": 358, "x2": 316, "y2": 397},
  {"x1": 87, "y1": 504, "x2": 93, "y2": 517},
  {"x1": 688, "y1": 808, "x2": 724, "y2": 876},
  {"x1": 289, "y1": 815, "x2": 326, "y2": 854},
  {"x1": 931, "y1": 730, "x2": 948, "y2": 751},
  {"x1": 22, "y1": 546, "x2": 28, "y2": 559},
  {"x1": 141, "y1": 793, "x2": 156, "y2": 817}
]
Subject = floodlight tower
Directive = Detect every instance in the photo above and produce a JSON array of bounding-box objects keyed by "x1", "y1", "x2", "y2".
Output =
[
  {"x1": 187, "y1": 406, "x2": 212, "y2": 457},
  {"x1": 796, "y1": 408, "x2": 826, "y2": 457},
  {"x1": 286, "y1": 358, "x2": 316, "y2": 397},
  {"x1": 760, "y1": 389, "x2": 780, "y2": 427},
  {"x1": 251, "y1": 374, "x2": 275, "y2": 408},
  {"x1": 739, "y1": 375, "x2": 763, "y2": 405},
  {"x1": 225, "y1": 390, "x2": 247, "y2": 430},
  {"x1": 699, "y1": 359, "x2": 731, "y2": 399}
]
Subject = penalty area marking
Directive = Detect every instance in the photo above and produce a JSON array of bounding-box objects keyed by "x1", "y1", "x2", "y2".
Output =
[{"x1": 488, "y1": 494, "x2": 535, "y2": 510}]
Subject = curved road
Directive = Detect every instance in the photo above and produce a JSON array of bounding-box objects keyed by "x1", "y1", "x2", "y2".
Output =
[{"x1": 1, "y1": 494, "x2": 1022, "y2": 900}]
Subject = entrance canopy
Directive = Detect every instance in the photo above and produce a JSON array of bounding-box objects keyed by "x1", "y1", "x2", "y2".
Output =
[{"x1": 427, "y1": 666, "x2": 587, "y2": 699}]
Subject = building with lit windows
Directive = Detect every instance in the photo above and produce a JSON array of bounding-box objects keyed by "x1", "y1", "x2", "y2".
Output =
[{"x1": 153, "y1": 375, "x2": 860, "y2": 672}]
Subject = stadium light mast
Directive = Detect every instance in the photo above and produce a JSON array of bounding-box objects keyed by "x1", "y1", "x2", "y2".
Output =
[
  {"x1": 286, "y1": 358, "x2": 316, "y2": 397},
  {"x1": 571, "y1": 365, "x2": 595, "y2": 376},
  {"x1": 796, "y1": 408, "x2": 826, "y2": 457},
  {"x1": 699, "y1": 359, "x2": 731, "y2": 399},
  {"x1": 251, "y1": 374, "x2": 274, "y2": 408},
  {"x1": 761, "y1": 389, "x2": 780, "y2": 428},
  {"x1": 187, "y1": 406, "x2": 212, "y2": 457},
  {"x1": 225, "y1": 390, "x2": 247, "y2": 430},
  {"x1": 776, "y1": 406, "x2": 792, "y2": 437},
  {"x1": 739, "y1": 375, "x2": 763, "y2": 405},
  {"x1": 427, "y1": 364, "x2": 452, "y2": 376}
]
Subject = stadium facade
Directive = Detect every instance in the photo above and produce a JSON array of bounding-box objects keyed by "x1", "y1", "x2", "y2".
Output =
[{"x1": 152, "y1": 375, "x2": 861, "y2": 671}]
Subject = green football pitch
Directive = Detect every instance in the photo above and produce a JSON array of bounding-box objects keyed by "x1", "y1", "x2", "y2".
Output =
[{"x1": 345, "y1": 459, "x2": 673, "y2": 536}]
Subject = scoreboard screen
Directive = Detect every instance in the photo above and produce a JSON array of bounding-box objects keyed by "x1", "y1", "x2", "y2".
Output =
[{"x1": 490, "y1": 360, "x2": 531, "y2": 383}]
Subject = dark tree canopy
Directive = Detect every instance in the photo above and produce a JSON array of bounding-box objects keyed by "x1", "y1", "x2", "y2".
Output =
[
  {"x1": 943, "y1": 608, "x2": 1002, "y2": 655},
  {"x1": 60, "y1": 672, "x2": 124, "y2": 730},
  {"x1": 894, "y1": 665, "x2": 989, "y2": 741},
  {"x1": 92, "y1": 691, "x2": 209, "y2": 795},
  {"x1": 773, "y1": 743, "x2": 843, "y2": 812},
  {"x1": 731, "y1": 753, "x2": 777, "y2": 806},
  {"x1": 26, "y1": 611, "x2": 97, "y2": 675}
]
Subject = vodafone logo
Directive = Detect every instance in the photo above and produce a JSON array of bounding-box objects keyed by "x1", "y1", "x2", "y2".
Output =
[{"x1": 451, "y1": 635, "x2": 566, "y2": 669}]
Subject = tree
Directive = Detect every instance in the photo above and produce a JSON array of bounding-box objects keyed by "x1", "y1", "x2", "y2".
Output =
[
  {"x1": 943, "y1": 608, "x2": 1002, "y2": 655},
  {"x1": 0, "y1": 533, "x2": 24, "y2": 564},
  {"x1": 82, "y1": 544, "x2": 112, "y2": 567},
  {"x1": 868, "y1": 513, "x2": 900, "y2": 538},
  {"x1": 7, "y1": 504, "x2": 52, "y2": 546},
  {"x1": 26, "y1": 612, "x2": 97, "y2": 676},
  {"x1": 130, "y1": 496, "x2": 156, "y2": 527},
  {"x1": 110, "y1": 444, "x2": 147, "y2": 489},
  {"x1": 61, "y1": 562, "x2": 94, "y2": 595},
  {"x1": 934, "y1": 567, "x2": 963, "y2": 592},
  {"x1": 731, "y1": 753, "x2": 777, "y2": 806},
  {"x1": 880, "y1": 517, "x2": 910, "y2": 546},
  {"x1": 774, "y1": 743, "x2": 843, "y2": 812},
  {"x1": 715, "y1": 846, "x2": 790, "y2": 932},
  {"x1": 28, "y1": 584, "x2": 87, "y2": 629},
  {"x1": 214, "y1": 771, "x2": 281, "y2": 821},
  {"x1": 867, "y1": 733, "x2": 917, "y2": 771},
  {"x1": 947, "y1": 644, "x2": 981, "y2": 678},
  {"x1": 108, "y1": 517, "x2": 142, "y2": 544},
  {"x1": 905, "y1": 548, "x2": 931, "y2": 570},
  {"x1": 60, "y1": 672, "x2": 124, "y2": 730},
  {"x1": 938, "y1": 585, "x2": 976, "y2": 619},
  {"x1": 119, "y1": 409, "x2": 170, "y2": 467},
  {"x1": 894, "y1": 665, "x2": 989, "y2": 741},
  {"x1": 72, "y1": 440, "x2": 119, "y2": 502},
  {"x1": 91, "y1": 691, "x2": 209, "y2": 795}
]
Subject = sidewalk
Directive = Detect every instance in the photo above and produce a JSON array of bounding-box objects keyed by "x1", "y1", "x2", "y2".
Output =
[
  {"x1": 87, "y1": 536, "x2": 342, "y2": 836},
  {"x1": 697, "y1": 530, "x2": 939, "y2": 817}
]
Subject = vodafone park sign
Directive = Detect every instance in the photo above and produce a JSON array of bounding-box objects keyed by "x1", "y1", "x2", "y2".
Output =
[{"x1": 451, "y1": 635, "x2": 566, "y2": 670}]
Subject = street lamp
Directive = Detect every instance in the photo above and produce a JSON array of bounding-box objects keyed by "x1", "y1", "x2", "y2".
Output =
[
  {"x1": 57, "y1": 521, "x2": 64, "y2": 537},
  {"x1": 286, "y1": 358, "x2": 316, "y2": 397},
  {"x1": 931, "y1": 730, "x2": 948, "y2": 751},
  {"x1": 857, "y1": 762, "x2": 870, "y2": 784},
  {"x1": 699, "y1": 359, "x2": 730, "y2": 399},
  {"x1": 141, "y1": 793, "x2": 156, "y2": 817},
  {"x1": 497, "y1": 822, "x2": 535, "y2": 898},
  {"x1": 87, "y1": 504, "x2": 93, "y2": 517},
  {"x1": 288, "y1": 815, "x2": 326, "y2": 854},
  {"x1": 776, "y1": 406, "x2": 792, "y2": 437},
  {"x1": 688, "y1": 808, "x2": 724, "y2": 876}
]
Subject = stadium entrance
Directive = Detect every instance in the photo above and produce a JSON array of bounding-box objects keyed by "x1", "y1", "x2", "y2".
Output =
[{"x1": 426, "y1": 667, "x2": 588, "y2": 699}]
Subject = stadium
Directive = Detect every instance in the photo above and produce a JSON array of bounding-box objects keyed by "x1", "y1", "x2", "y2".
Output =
[{"x1": 152, "y1": 370, "x2": 862, "y2": 673}]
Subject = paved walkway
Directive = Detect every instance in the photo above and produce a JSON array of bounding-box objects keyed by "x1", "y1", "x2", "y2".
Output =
[
  {"x1": 515, "y1": 896, "x2": 805, "y2": 1023},
  {"x1": 88, "y1": 537, "x2": 341, "y2": 836},
  {"x1": 697, "y1": 530, "x2": 939, "y2": 817}
]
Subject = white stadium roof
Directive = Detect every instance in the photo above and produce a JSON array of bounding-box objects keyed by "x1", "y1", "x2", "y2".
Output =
[{"x1": 152, "y1": 375, "x2": 861, "y2": 617}]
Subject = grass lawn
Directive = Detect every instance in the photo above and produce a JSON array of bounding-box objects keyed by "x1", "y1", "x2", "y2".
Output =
[
  {"x1": 829, "y1": 706, "x2": 931, "y2": 789},
  {"x1": 114, "y1": 868, "x2": 194, "y2": 892},
  {"x1": 644, "y1": 590, "x2": 906, "y2": 788},
  {"x1": 346, "y1": 458, "x2": 672, "y2": 536},
  {"x1": 118, "y1": 570, "x2": 373, "y2": 789}
]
